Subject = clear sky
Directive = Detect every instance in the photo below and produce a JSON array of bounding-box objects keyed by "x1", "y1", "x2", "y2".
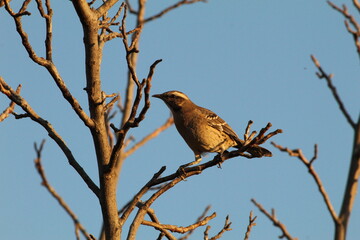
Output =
[{"x1": 0, "y1": 0, "x2": 359, "y2": 239}]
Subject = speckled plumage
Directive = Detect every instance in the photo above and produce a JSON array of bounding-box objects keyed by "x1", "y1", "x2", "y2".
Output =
[{"x1": 153, "y1": 91, "x2": 271, "y2": 167}]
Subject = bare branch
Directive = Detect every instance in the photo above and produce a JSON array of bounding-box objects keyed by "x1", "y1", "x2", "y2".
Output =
[
  {"x1": 271, "y1": 142, "x2": 339, "y2": 223},
  {"x1": 337, "y1": 115, "x2": 360, "y2": 237},
  {"x1": 251, "y1": 199, "x2": 297, "y2": 240},
  {"x1": 311, "y1": 55, "x2": 355, "y2": 129},
  {"x1": 124, "y1": 0, "x2": 137, "y2": 14},
  {"x1": 145, "y1": 207, "x2": 177, "y2": 240},
  {"x1": 34, "y1": 0, "x2": 53, "y2": 60},
  {"x1": 96, "y1": 0, "x2": 120, "y2": 18},
  {"x1": 120, "y1": 4, "x2": 141, "y2": 87},
  {"x1": 0, "y1": 78, "x2": 100, "y2": 197},
  {"x1": 119, "y1": 166, "x2": 167, "y2": 226},
  {"x1": 208, "y1": 215, "x2": 232, "y2": 240},
  {"x1": 4, "y1": 1, "x2": 94, "y2": 128},
  {"x1": 243, "y1": 211, "x2": 257, "y2": 240},
  {"x1": 142, "y1": 212, "x2": 216, "y2": 233},
  {"x1": 354, "y1": 0, "x2": 360, "y2": 13},
  {"x1": 124, "y1": 116, "x2": 174, "y2": 158},
  {"x1": 34, "y1": 140, "x2": 92, "y2": 240},
  {"x1": 328, "y1": 1, "x2": 360, "y2": 56},
  {"x1": 109, "y1": 59, "x2": 162, "y2": 173},
  {"x1": 0, "y1": 84, "x2": 21, "y2": 122},
  {"x1": 179, "y1": 205, "x2": 212, "y2": 240},
  {"x1": 123, "y1": 121, "x2": 277, "y2": 240},
  {"x1": 204, "y1": 226, "x2": 211, "y2": 240},
  {"x1": 144, "y1": 0, "x2": 206, "y2": 23}
]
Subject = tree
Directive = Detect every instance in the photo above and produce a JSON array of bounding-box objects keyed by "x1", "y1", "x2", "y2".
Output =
[
  {"x1": 1, "y1": 1, "x2": 359, "y2": 240},
  {"x1": 0, "y1": 1, "x2": 279, "y2": 240},
  {"x1": 250, "y1": 1, "x2": 360, "y2": 240}
]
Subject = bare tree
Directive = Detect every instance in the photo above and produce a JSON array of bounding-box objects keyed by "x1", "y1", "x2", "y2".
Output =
[
  {"x1": 252, "y1": 1, "x2": 360, "y2": 240},
  {"x1": 0, "y1": 1, "x2": 280, "y2": 240}
]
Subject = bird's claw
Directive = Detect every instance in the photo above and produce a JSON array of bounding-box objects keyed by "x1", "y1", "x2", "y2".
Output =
[{"x1": 177, "y1": 165, "x2": 187, "y2": 180}]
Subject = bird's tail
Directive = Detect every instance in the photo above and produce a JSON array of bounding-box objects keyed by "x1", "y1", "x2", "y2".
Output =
[
  {"x1": 245, "y1": 145, "x2": 272, "y2": 157},
  {"x1": 234, "y1": 139, "x2": 272, "y2": 157}
]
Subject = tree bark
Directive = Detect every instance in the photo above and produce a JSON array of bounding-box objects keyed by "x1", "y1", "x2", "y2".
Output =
[{"x1": 335, "y1": 115, "x2": 360, "y2": 240}]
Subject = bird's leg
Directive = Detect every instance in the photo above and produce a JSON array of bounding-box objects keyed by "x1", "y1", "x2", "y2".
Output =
[
  {"x1": 180, "y1": 154, "x2": 202, "y2": 169},
  {"x1": 216, "y1": 151, "x2": 228, "y2": 168},
  {"x1": 177, "y1": 155, "x2": 202, "y2": 179}
]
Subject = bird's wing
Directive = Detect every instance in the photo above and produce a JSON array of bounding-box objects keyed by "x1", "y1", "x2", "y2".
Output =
[{"x1": 200, "y1": 107, "x2": 240, "y2": 141}]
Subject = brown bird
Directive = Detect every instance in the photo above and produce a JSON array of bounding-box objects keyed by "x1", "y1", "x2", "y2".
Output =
[{"x1": 153, "y1": 90, "x2": 271, "y2": 168}]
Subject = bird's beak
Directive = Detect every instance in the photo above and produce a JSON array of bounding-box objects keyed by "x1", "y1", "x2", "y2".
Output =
[{"x1": 152, "y1": 94, "x2": 163, "y2": 99}]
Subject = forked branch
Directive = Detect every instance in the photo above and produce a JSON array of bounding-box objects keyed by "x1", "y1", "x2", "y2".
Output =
[
  {"x1": 109, "y1": 59, "x2": 162, "y2": 172},
  {"x1": 0, "y1": 84, "x2": 21, "y2": 122},
  {"x1": 251, "y1": 199, "x2": 297, "y2": 240},
  {"x1": 0, "y1": 77, "x2": 100, "y2": 197},
  {"x1": 271, "y1": 142, "x2": 338, "y2": 223},
  {"x1": 143, "y1": 0, "x2": 206, "y2": 23},
  {"x1": 243, "y1": 211, "x2": 257, "y2": 240},
  {"x1": 142, "y1": 212, "x2": 216, "y2": 233},
  {"x1": 311, "y1": 55, "x2": 355, "y2": 129},
  {"x1": 328, "y1": 1, "x2": 360, "y2": 57},
  {"x1": 203, "y1": 215, "x2": 232, "y2": 240},
  {"x1": 4, "y1": 0, "x2": 94, "y2": 128},
  {"x1": 34, "y1": 140, "x2": 92, "y2": 240},
  {"x1": 120, "y1": 122, "x2": 280, "y2": 239}
]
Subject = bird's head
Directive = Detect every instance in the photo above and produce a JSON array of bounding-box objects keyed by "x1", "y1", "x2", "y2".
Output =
[{"x1": 153, "y1": 90, "x2": 192, "y2": 111}]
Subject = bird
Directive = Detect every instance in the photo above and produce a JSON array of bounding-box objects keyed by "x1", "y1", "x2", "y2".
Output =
[{"x1": 152, "y1": 90, "x2": 271, "y2": 168}]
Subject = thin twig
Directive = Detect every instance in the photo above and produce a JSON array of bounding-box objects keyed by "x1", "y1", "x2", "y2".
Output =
[
  {"x1": 251, "y1": 199, "x2": 297, "y2": 240},
  {"x1": 124, "y1": 116, "x2": 174, "y2": 158},
  {"x1": 145, "y1": 207, "x2": 177, "y2": 240},
  {"x1": 0, "y1": 84, "x2": 21, "y2": 122},
  {"x1": 144, "y1": 0, "x2": 206, "y2": 23},
  {"x1": 328, "y1": 1, "x2": 360, "y2": 56},
  {"x1": 311, "y1": 55, "x2": 355, "y2": 129},
  {"x1": 179, "y1": 205, "x2": 212, "y2": 240},
  {"x1": 208, "y1": 215, "x2": 232, "y2": 240},
  {"x1": 34, "y1": 140, "x2": 92, "y2": 240},
  {"x1": 243, "y1": 211, "x2": 257, "y2": 240},
  {"x1": 142, "y1": 212, "x2": 216, "y2": 233},
  {"x1": 271, "y1": 142, "x2": 339, "y2": 223},
  {"x1": 0, "y1": 77, "x2": 100, "y2": 197},
  {"x1": 4, "y1": 1, "x2": 94, "y2": 128},
  {"x1": 108, "y1": 59, "x2": 162, "y2": 173}
]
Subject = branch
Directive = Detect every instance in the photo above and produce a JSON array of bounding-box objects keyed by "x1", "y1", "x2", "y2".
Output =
[
  {"x1": 179, "y1": 205, "x2": 212, "y2": 240},
  {"x1": 120, "y1": 4, "x2": 142, "y2": 87},
  {"x1": 34, "y1": 140, "x2": 92, "y2": 240},
  {"x1": 119, "y1": 166, "x2": 167, "y2": 226},
  {"x1": 354, "y1": 0, "x2": 360, "y2": 13},
  {"x1": 142, "y1": 212, "x2": 216, "y2": 233},
  {"x1": 4, "y1": 0, "x2": 94, "y2": 128},
  {"x1": 109, "y1": 59, "x2": 162, "y2": 173},
  {"x1": 146, "y1": 122, "x2": 281, "y2": 186},
  {"x1": 124, "y1": 116, "x2": 174, "y2": 158},
  {"x1": 203, "y1": 215, "x2": 232, "y2": 240},
  {"x1": 271, "y1": 142, "x2": 339, "y2": 223},
  {"x1": 338, "y1": 114, "x2": 360, "y2": 233},
  {"x1": 144, "y1": 0, "x2": 206, "y2": 23},
  {"x1": 123, "y1": 121, "x2": 276, "y2": 240},
  {"x1": 328, "y1": 1, "x2": 360, "y2": 56},
  {"x1": 243, "y1": 211, "x2": 257, "y2": 240},
  {"x1": 34, "y1": 0, "x2": 53, "y2": 61},
  {"x1": 0, "y1": 84, "x2": 21, "y2": 122},
  {"x1": 96, "y1": 0, "x2": 119, "y2": 18},
  {"x1": 145, "y1": 207, "x2": 177, "y2": 240},
  {"x1": 311, "y1": 55, "x2": 355, "y2": 129},
  {"x1": 251, "y1": 199, "x2": 297, "y2": 240},
  {"x1": 0, "y1": 78, "x2": 100, "y2": 197}
]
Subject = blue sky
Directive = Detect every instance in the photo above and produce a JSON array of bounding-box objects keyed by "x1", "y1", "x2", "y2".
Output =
[{"x1": 0, "y1": 0, "x2": 359, "y2": 239}]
